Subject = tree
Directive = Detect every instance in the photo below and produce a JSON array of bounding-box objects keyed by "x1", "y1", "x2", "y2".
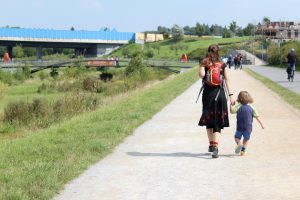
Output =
[
  {"x1": 236, "y1": 28, "x2": 244, "y2": 37},
  {"x1": 262, "y1": 17, "x2": 271, "y2": 26},
  {"x1": 157, "y1": 26, "x2": 170, "y2": 39},
  {"x1": 125, "y1": 52, "x2": 145, "y2": 75},
  {"x1": 222, "y1": 27, "x2": 231, "y2": 38},
  {"x1": 0, "y1": 47, "x2": 6, "y2": 57},
  {"x1": 13, "y1": 44, "x2": 24, "y2": 58},
  {"x1": 210, "y1": 24, "x2": 223, "y2": 36},
  {"x1": 229, "y1": 21, "x2": 237, "y2": 34},
  {"x1": 203, "y1": 24, "x2": 211, "y2": 35},
  {"x1": 70, "y1": 26, "x2": 75, "y2": 31},
  {"x1": 195, "y1": 22, "x2": 204, "y2": 37},
  {"x1": 171, "y1": 24, "x2": 184, "y2": 42},
  {"x1": 243, "y1": 23, "x2": 255, "y2": 36},
  {"x1": 183, "y1": 26, "x2": 196, "y2": 35},
  {"x1": 23, "y1": 47, "x2": 36, "y2": 57}
]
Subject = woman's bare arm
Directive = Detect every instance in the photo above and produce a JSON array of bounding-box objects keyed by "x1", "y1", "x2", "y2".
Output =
[
  {"x1": 224, "y1": 67, "x2": 235, "y2": 105},
  {"x1": 199, "y1": 63, "x2": 205, "y2": 78}
]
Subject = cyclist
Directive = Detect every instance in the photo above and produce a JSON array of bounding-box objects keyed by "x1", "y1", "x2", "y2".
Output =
[{"x1": 287, "y1": 48, "x2": 297, "y2": 82}]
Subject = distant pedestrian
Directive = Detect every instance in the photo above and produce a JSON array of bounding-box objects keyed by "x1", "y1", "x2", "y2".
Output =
[
  {"x1": 234, "y1": 55, "x2": 239, "y2": 70},
  {"x1": 198, "y1": 44, "x2": 235, "y2": 158},
  {"x1": 238, "y1": 54, "x2": 243, "y2": 69},
  {"x1": 230, "y1": 91, "x2": 264, "y2": 156},
  {"x1": 286, "y1": 48, "x2": 297, "y2": 82},
  {"x1": 226, "y1": 54, "x2": 233, "y2": 69},
  {"x1": 116, "y1": 56, "x2": 120, "y2": 66}
]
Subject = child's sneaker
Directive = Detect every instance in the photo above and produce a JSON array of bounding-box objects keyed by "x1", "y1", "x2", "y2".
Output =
[
  {"x1": 240, "y1": 151, "x2": 246, "y2": 156},
  {"x1": 235, "y1": 145, "x2": 242, "y2": 154},
  {"x1": 208, "y1": 145, "x2": 214, "y2": 152},
  {"x1": 212, "y1": 147, "x2": 219, "y2": 158}
]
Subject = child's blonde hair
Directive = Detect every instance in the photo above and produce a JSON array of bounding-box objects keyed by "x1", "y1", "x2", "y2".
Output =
[{"x1": 237, "y1": 91, "x2": 254, "y2": 104}]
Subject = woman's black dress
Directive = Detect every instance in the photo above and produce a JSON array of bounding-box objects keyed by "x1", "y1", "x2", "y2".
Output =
[{"x1": 198, "y1": 63, "x2": 229, "y2": 132}]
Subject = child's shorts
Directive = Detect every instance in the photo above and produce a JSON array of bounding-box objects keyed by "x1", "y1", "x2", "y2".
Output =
[{"x1": 235, "y1": 131, "x2": 251, "y2": 141}]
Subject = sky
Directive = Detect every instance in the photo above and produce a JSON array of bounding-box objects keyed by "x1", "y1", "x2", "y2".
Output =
[{"x1": 0, "y1": 0, "x2": 299, "y2": 32}]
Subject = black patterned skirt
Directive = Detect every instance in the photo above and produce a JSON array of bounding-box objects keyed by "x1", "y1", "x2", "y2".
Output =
[{"x1": 198, "y1": 85, "x2": 229, "y2": 130}]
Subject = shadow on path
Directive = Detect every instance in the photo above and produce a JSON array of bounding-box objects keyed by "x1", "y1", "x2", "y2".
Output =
[{"x1": 127, "y1": 152, "x2": 238, "y2": 159}]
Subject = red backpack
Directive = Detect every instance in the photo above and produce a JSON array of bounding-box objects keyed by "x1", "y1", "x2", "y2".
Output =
[
  {"x1": 204, "y1": 61, "x2": 224, "y2": 86},
  {"x1": 196, "y1": 61, "x2": 226, "y2": 103}
]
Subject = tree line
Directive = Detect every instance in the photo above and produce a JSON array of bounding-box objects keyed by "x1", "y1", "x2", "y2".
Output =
[{"x1": 145, "y1": 21, "x2": 256, "y2": 39}]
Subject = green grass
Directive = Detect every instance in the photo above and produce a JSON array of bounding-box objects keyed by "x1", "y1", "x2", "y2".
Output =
[
  {"x1": 112, "y1": 36, "x2": 250, "y2": 60},
  {"x1": 0, "y1": 67, "x2": 199, "y2": 200},
  {"x1": 245, "y1": 68, "x2": 300, "y2": 110},
  {"x1": 0, "y1": 81, "x2": 64, "y2": 113}
]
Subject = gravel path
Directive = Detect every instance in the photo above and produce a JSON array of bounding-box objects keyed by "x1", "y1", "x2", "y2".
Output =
[{"x1": 54, "y1": 68, "x2": 300, "y2": 200}]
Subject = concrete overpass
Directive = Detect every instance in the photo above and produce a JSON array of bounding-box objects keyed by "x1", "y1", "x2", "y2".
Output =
[{"x1": 0, "y1": 28, "x2": 135, "y2": 59}]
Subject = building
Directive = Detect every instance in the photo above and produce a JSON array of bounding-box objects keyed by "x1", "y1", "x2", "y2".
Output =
[
  {"x1": 256, "y1": 21, "x2": 300, "y2": 41},
  {"x1": 135, "y1": 33, "x2": 164, "y2": 44}
]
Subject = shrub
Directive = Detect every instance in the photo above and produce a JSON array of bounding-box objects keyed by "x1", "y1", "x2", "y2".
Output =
[
  {"x1": 83, "y1": 77, "x2": 98, "y2": 92},
  {"x1": 145, "y1": 49, "x2": 154, "y2": 58},
  {"x1": 4, "y1": 100, "x2": 34, "y2": 126},
  {"x1": 0, "y1": 70, "x2": 13, "y2": 85},
  {"x1": 23, "y1": 65, "x2": 31, "y2": 79},
  {"x1": 13, "y1": 68, "x2": 25, "y2": 82},
  {"x1": 50, "y1": 69, "x2": 59, "y2": 78},
  {"x1": 38, "y1": 71, "x2": 48, "y2": 80},
  {"x1": 3, "y1": 98, "x2": 50, "y2": 128},
  {"x1": 52, "y1": 93, "x2": 98, "y2": 119},
  {"x1": 37, "y1": 82, "x2": 56, "y2": 93},
  {"x1": 99, "y1": 72, "x2": 113, "y2": 82},
  {"x1": 125, "y1": 52, "x2": 146, "y2": 75},
  {"x1": 3, "y1": 94, "x2": 98, "y2": 129},
  {"x1": 267, "y1": 43, "x2": 281, "y2": 65}
]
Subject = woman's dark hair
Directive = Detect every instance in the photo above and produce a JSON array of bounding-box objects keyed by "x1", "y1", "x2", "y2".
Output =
[{"x1": 201, "y1": 44, "x2": 221, "y2": 66}]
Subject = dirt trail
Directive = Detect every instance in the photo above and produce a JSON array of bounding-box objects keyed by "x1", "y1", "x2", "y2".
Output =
[{"x1": 54, "y1": 68, "x2": 300, "y2": 200}]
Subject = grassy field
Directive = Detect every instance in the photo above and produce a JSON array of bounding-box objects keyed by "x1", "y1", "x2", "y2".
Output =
[
  {"x1": 111, "y1": 36, "x2": 250, "y2": 60},
  {"x1": 245, "y1": 68, "x2": 300, "y2": 111},
  {"x1": 0, "y1": 67, "x2": 199, "y2": 200}
]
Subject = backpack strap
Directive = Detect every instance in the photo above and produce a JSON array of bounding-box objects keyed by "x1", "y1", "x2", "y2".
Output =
[{"x1": 196, "y1": 81, "x2": 204, "y2": 103}]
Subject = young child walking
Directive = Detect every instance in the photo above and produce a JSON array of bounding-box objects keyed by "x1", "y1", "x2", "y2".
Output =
[{"x1": 230, "y1": 91, "x2": 264, "y2": 156}]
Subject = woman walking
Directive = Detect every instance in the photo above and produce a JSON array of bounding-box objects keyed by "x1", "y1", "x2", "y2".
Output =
[{"x1": 198, "y1": 44, "x2": 235, "y2": 158}]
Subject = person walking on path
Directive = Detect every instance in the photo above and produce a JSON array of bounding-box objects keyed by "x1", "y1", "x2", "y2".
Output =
[
  {"x1": 198, "y1": 44, "x2": 235, "y2": 158},
  {"x1": 226, "y1": 54, "x2": 233, "y2": 69},
  {"x1": 230, "y1": 91, "x2": 264, "y2": 156},
  {"x1": 287, "y1": 48, "x2": 297, "y2": 82}
]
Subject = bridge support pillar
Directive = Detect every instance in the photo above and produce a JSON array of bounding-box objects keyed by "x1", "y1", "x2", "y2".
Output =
[
  {"x1": 75, "y1": 48, "x2": 86, "y2": 57},
  {"x1": 7, "y1": 46, "x2": 13, "y2": 59},
  {"x1": 95, "y1": 44, "x2": 122, "y2": 57},
  {"x1": 36, "y1": 46, "x2": 43, "y2": 60}
]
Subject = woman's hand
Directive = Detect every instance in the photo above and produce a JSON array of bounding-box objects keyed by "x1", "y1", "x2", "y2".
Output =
[{"x1": 229, "y1": 95, "x2": 235, "y2": 106}]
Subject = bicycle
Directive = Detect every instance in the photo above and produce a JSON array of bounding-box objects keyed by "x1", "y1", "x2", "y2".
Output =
[{"x1": 287, "y1": 66, "x2": 295, "y2": 82}]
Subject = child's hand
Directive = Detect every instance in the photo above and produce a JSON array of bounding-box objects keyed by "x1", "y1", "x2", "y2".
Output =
[{"x1": 230, "y1": 100, "x2": 236, "y2": 106}]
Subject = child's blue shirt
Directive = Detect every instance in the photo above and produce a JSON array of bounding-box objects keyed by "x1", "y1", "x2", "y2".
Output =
[{"x1": 231, "y1": 103, "x2": 259, "y2": 132}]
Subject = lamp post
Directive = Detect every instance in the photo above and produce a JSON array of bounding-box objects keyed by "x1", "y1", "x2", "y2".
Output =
[
  {"x1": 252, "y1": 24, "x2": 256, "y2": 65},
  {"x1": 279, "y1": 32, "x2": 283, "y2": 66}
]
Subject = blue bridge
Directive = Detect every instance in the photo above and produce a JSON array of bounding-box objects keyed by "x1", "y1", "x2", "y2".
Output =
[{"x1": 0, "y1": 27, "x2": 136, "y2": 59}]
